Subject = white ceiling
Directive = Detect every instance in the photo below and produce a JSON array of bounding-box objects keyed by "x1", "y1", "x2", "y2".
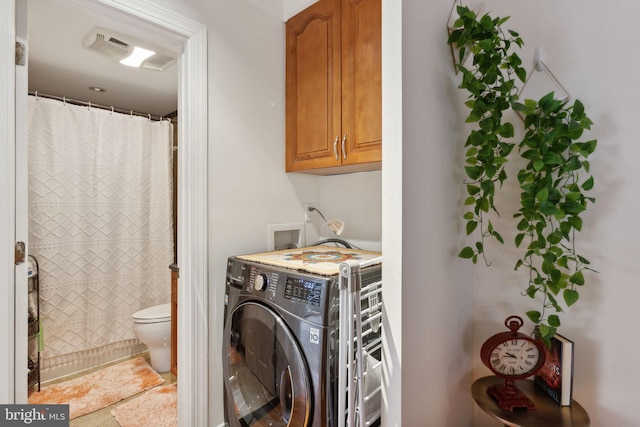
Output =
[
  {"x1": 27, "y1": 0, "x2": 316, "y2": 117},
  {"x1": 245, "y1": 0, "x2": 319, "y2": 20},
  {"x1": 28, "y1": 0, "x2": 179, "y2": 117}
]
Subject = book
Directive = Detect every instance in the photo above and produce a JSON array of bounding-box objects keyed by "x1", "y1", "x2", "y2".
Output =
[{"x1": 534, "y1": 332, "x2": 574, "y2": 406}]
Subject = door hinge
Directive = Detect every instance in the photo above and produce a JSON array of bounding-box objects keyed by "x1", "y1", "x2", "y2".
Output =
[
  {"x1": 15, "y1": 241, "x2": 26, "y2": 265},
  {"x1": 15, "y1": 41, "x2": 26, "y2": 66}
]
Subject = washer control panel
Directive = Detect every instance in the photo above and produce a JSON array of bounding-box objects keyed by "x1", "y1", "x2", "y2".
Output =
[
  {"x1": 226, "y1": 258, "x2": 330, "y2": 311},
  {"x1": 284, "y1": 277, "x2": 322, "y2": 307}
]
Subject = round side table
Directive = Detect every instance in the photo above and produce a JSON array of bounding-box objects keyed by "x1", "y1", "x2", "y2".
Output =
[{"x1": 471, "y1": 376, "x2": 590, "y2": 427}]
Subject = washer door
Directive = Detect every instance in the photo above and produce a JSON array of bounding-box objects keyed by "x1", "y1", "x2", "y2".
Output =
[{"x1": 223, "y1": 301, "x2": 312, "y2": 427}]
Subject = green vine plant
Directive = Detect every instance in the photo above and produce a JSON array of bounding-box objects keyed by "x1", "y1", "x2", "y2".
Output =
[
  {"x1": 448, "y1": 6, "x2": 597, "y2": 342},
  {"x1": 447, "y1": 6, "x2": 526, "y2": 266},
  {"x1": 513, "y1": 94, "x2": 597, "y2": 344}
]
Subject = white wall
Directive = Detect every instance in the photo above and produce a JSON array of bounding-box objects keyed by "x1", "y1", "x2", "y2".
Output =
[
  {"x1": 396, "y1": 0, "x2": 476, "y2": 425},
  {"x1": 463, "y1": 2, "x2": 640, "y2": 426},
  {"x1": 310, "y1": 171, "x2": 382, "y2": 250},
  {"x1": 149, "y1": 1, "x2": 382, "y2": 425},
  {"x1": 394, "y1": 0, "x2": 640, "y2": 425}
]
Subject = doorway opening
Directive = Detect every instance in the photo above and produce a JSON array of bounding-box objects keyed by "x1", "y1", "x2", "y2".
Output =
[{"x1": 12, "y1": 0, "x2": 208, "y2": 425}]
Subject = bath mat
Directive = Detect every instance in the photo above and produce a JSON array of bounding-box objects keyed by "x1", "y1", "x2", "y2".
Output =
[
  {"x1": 111, "y1": 383, "x2": 177, "y2": 427},
  {"x1": 28, "y1": 357, "x2": 165, "y2": 419}
]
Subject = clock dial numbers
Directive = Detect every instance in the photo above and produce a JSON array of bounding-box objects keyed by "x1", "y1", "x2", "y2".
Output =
[{"x1": 488, "y1": 339, "x2": 540, "y2": 376}]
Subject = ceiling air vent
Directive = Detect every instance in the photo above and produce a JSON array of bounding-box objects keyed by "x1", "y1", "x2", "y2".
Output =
[
  {"x1": 140, "y1": 54, "x2": 176, "y2": 72},
  {"x1": 83, "y1": 27, "x2": 176, "y2": 71}
]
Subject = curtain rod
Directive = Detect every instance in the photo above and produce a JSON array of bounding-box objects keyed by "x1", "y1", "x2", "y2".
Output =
[{"x1": 28, "y1": 91, "x2": 172, "y2": 122}]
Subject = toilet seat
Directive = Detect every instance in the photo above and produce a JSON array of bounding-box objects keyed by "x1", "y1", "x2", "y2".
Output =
[{"x1": 133, "y1": 303, "x2": 171, "y2": 324}]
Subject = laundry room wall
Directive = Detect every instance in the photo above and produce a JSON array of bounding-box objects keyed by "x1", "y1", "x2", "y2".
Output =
[
  {"x1": 306, "y1": 171, "x2": 382, "y2": 250},
  {"x1": 144, "y1": 1, "x2": 381, "y2": 425}
]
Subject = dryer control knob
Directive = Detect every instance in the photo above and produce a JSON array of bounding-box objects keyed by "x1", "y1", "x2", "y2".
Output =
[{"x1": 254, "y1": 273, "x2": 268, "y2": 291}]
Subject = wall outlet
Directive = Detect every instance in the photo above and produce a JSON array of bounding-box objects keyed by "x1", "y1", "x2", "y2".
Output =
[{"x1": 304, "y1": 203, "x2": 315, "y2": 222}]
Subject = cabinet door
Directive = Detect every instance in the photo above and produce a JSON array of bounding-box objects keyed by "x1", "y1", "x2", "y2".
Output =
[
  {"x1": 286, "y1": 0, "x2": 342, "y2": 172},
  {"x1": 341, "y1": 0, "x2": 382, "y2": 166}
]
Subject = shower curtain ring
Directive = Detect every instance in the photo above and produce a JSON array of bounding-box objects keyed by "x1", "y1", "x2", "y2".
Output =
[
  {"x1": 111, "y1": 106, "x2": 115, "y2": 114},
  {"x1": 148, "y1": 114, "x2": 151, "y2": 121},
  {"x1": 88, "y1": 101, "x2": 92, "y2": 110},
  {"x1": 34, "y1": 91, "x2": 39, "y2": 100},
  {"x1": 63, "y1": 96, "x2": 67, "y2": 105}
]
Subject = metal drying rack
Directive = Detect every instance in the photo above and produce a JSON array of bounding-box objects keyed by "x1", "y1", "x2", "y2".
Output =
[{"x1": 338, "y1": 257, "x2": 383, "y2": 427}]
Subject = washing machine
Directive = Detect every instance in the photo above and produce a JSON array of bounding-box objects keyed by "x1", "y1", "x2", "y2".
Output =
[{"x1": 222, "y1": 245, "x2": 382, "y2": 427}]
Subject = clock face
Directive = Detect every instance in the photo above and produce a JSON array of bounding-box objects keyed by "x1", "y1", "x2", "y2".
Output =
[{"x1": 489, "y1": 338, "x2": 541, "y2": 377}]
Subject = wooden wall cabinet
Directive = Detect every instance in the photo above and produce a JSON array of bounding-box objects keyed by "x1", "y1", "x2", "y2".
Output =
[{"x1": 285, "y1": 0, "x2": 382, "y2": 174}]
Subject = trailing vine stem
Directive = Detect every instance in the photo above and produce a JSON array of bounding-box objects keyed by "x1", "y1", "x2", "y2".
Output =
[
  {"x1": 448, "y1": 6, "x2": 525, "y2": 265},
  {"x1": 448, "y1": 6, "x2": 598, "y2": 342}
]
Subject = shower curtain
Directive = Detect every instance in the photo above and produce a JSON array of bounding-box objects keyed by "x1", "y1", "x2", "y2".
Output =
[{"x1": 27, "y1": 96, "x2": 174, "y2": 375}]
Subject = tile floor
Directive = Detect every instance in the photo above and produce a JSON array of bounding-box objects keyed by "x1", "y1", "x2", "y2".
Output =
[{"x1": 33, "y1": 354, "x2": 176, "y2": 427}]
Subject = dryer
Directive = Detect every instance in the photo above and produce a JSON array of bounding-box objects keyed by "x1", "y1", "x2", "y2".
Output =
[{"x1": 222, "y1": 245, "x2": 382, "y2": 427}]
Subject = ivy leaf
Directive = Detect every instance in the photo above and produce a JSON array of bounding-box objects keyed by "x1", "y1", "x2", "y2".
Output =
[
  {"x1": 572, "y1": 99, "x2": 585, "y2": 117},
  {"x1": 582, "y1": 176, "x2": 594, "y2": 191},
  {"x1": 548, "y1": 314, "x2": 561, "y2": 327},
  {"x1": 458, "y1": 247, "x2": 475, "y2": 259},
  {"x1": 564, "y1": 289, "x2": 580, "y2": 306},
  {"x1": 479, "y1": 117, "x2": 494, "y2": 132},
  {"x1": 466, "y1": 221, "x2": 478, "y2": 235},
  {"x1": 547, "y1": 231, "x2": 563, "y2": 245},
  {"x1": 579, "y1": 139, "x2": 598, "y2": 155},
  {"x1": 539, "y1": 201, "x2": 564, "y2": 219},
  {"x1": 577, "y1": 254, "x2": 591, "y2": 265},
  {"x1": 512, "y1": 102, "x2": 528, "y2": 113},
  {"x1": 468, "y1": 130, "x2": 485, "y2": 146},
  {"x1": 539, "y1": 324, "x2": 557, "y2": 342},
  {"x1": 467, "y1": 185, "x2": 481, "y2": 195},
  {"x1": 570, "y1": 270, "x2": 585, "y2": 286},
  {"x1": 466, "y1": 147, "x2": 478, "y2": 156},
  {"x1": 535, "y1": 187, "x2": 549, "y2": 202},
  {"x1": 499, "y1": 123, "x2": 514, "y2": 138},
  {"x1": 543, "y1": 152, "x2": 563, "y2": 165},
  {"x1": 560, "y1": 200, "x2": 586, "y2": 215},
  {"x1": 526, "y1": 310, "x2": 541, "y2": 323},
  {"x1": 521, "y1": 149, "x2": 540, "y2": 160},
  {"x1": 465, "y1": 166, "x2": 483, "y2": 180}
]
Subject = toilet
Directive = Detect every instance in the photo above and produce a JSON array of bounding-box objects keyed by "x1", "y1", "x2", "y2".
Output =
[{"x1": 132, "y1": 303, "x2": 172, "y2": 372}]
